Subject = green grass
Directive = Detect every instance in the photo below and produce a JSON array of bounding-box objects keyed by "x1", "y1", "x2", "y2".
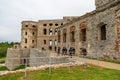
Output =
[
  {"x1": 14, "y1": 65, "x2": 29, "y2": 70},
  {"x1": 0, "y1": 65, "x2": 120, "y2": 80},
  {"x1": 0, "y1": 57, "x2": 5, "y2": 63},
  {"x1": 0, "y1": 66, "x2": 8, "y2": 71}
]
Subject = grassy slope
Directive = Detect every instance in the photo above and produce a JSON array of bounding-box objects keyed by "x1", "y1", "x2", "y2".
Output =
[{"x1": 0, "y1": 66, "x2": 120, "y2": 80}]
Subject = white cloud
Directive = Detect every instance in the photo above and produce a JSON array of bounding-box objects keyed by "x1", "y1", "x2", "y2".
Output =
[
  {"x1": 0, "y1": 26, "x2": 21, "y2": 42},
  {"x1": 0, "y1": 0, "x2": 95, "y2": 42}
]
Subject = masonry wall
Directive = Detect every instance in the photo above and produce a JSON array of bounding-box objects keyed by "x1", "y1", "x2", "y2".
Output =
[
  {"x1": 36, "y1": 20, "x2": 63, "y2": 52},
  {"x1": 29, "y1": 48, "x2": 71, "y2": 67},
  {"x1": 5, "y1": 48, "x2": 30, "y2": 70},
  {"x1": 57, "y1": 1, "x2": 120, "y2": 60},
  {"x1": 21, "y1": 21, "x2": 37, "y2": 48}
]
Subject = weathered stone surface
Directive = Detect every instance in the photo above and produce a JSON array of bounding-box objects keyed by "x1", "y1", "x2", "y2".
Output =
[
  {"x1": 29, "y1": 49, "x2": 72, "y2": 67},
  {"x1": 5, "y1": 48, "x2": 30, "y2": 70},
  {"x1": 5, "y1": 0, "x2": 120, "y2": 70}
]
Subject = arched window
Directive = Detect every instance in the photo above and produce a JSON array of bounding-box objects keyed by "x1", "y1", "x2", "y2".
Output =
[
  {"x1": 43, "y1": 24, "x2": 47, "y2": 26},
  {"x1": 49, "y1": 46, "x2": 52, "y2": 51},
  {"x1": 55, "y1": 23, "x2": 58, "y2": 26},
  {"x1": 55, "y1": 40, "x2": 57, "y2": 45},
  {"x1": 101, "y1": 25, "x2": 106, "y2": 40},
  {"x1": 58, "y1": 31, "x2": 61, "y2": 43},
  {"x1": 55, "y1": 29, "x2": 57, "y2": 35},
  {"x1": 25, "y1": 25, "x2": 28, "y2": 27},
  {"x1": 43, "y1": 28, "x2": 47, "y2": 35},
  {"x1": 98, "y1": 23, "x2": 107, "y2": 40},
  {"x1": 55, "y1": 47, "x2": 57, "y2": 51},
  {"x1": 70, "y1": 26, "x2": 75, "y2": 42},
  {"x1": 80, "y1": 22, "x2": 87, "y2": 41},
  {"x1": 32, "y1": 32, "x2": 35, "y2": 36},
  {"x1": 63, "y1": 28, "x2": 67, "y2": 43},
  {"x1": 32, "y1": 40, "x2": 34, "y2": 43},
  {"x1": 49, "y1": 23, "x2": 53, "y2": 26},
  {"x1": 25, "y1": 38, "x2": 27, "y2": 43},
  {"x1": 49, "y1": 40, "x2": 52, "y2": 46},
  {"x1": 44, "y1": 40, "x2": 46, "y2": 44},
  {"x1": 25, "y1": 32, "x2": 27, "y2": 35},
  {"x1": 58, "y1": 47, "x2": 61, "y2": 54},
  {"x1": 49, "y1": 28, "x2": 53, "y2": 35},
  {"x1": 32, "y1": 25, "x2": 36, "y2": 28}
]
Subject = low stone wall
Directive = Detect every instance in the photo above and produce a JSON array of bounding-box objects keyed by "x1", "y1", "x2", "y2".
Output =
[
  {"x1": 29, "y1": 49, "x2": 72, "y2": 67},
  {"x1": 5, "y1": 48, "x2": 30, "y2": 70},
  {"x1": 0, "y1": 61, "x2": 83, "y2": 76},
  {"x1": 5, "y1": 48, "x2": 73, "y2": 70}
]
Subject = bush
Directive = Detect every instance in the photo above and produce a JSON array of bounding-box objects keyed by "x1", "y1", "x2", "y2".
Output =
[
  {"x1": 14, "y1": 65, "x2": 29, "y2": 70},
  {"x1": 0, "y1": 66, "x2": 8, "y2": 71}
]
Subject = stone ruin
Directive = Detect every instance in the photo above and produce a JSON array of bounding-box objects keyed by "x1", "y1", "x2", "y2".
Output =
[{"x1": 5, "y1": 48, "x2": 72, "y2": 70}]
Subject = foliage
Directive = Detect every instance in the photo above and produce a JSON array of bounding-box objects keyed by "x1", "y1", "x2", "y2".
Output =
[
  {"x1": 0, "y1": 65, "x2": 120, "y2": 80},
  {"x1": 14, "y1": 65, "x2": 29, "y2": 70},
  {"x1": 0, "y1": 42, "x2": 19, "y2": 58},
  {"x1": 0, "y1": 66, "x2": 8, "y2": 71},
  {"x1": 0, "y1": 57, "x2": 5, "y2": 63}
]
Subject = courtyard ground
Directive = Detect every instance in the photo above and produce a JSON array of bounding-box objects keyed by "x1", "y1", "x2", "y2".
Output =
[{"x1": 72, "y1": 56, "x2": 120, "y2": 70}]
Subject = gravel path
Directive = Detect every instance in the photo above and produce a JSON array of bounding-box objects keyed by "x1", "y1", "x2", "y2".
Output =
[{"x1": 72, "y1": 56, "x2": 120, "y2": 70}]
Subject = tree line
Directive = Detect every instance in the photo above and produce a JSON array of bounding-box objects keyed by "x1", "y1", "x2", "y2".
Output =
[{"x1": 0, "y1": 42, "x2": 20, "y2": 58}]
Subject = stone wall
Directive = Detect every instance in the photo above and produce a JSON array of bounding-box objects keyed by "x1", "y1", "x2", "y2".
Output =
[
  {"x1": 57, "y1": 1, "x2": 120, "y2": 61},
  {"x1": 29, "y1": 48, "x2": 71, "y2": 67},
  {"x1": 21, "y1": 21, "x2": 37, "y2": 48},
  {"x1": 5, "y1": 48, "x2": 30, "y2": 70}
]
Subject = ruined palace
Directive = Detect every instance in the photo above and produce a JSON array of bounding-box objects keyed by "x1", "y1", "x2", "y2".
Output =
[{"x1": 6, "y1": 0, "x2": 120, "y2": 70}]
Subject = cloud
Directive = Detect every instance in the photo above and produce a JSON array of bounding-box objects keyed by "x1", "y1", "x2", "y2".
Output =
[
  {"x1": 0, "y1": 25, "x2": 21, "y2": 42},
  {"x1": 0, "y1": 0, "x2": 95, "y2": 42}
]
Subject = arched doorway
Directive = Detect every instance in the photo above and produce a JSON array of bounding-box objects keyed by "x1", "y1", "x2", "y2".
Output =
[
  {"x1": 69, "y1": 47, "x2": 75, "y2": 55},
  {"x1": 62, "y1": 47, "x2": 67, "y2": 55}
]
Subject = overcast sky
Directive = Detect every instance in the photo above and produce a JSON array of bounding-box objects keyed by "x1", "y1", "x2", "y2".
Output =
[{"x1": 0, "y1": 0, "x2": 95, "y2": 42}]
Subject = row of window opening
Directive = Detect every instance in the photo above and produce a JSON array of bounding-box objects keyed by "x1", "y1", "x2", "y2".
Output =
[
  {"x1": 58, "y1": 23, "x2": 107, "y2": 43},
  {"x1": 44, "y1": 40, "x2": 57, "y2": 45},
  {"x1": 43, "y1": 28, "x2": 57, "y2": 35},
  {"x1": 42, "y1": 46, "x2": 57, "y2": 51},
  {"x1": 25, "y1": 25, "x2": 36, "y2": 28},
  {"x1": 25, "y1": 39, "x2": 35, "y2": 44},
  {"x1": 25, "y1": 32, "x2": 35, "y2": 36},
  {"x1": 43, "y1": 23, "x2": 63, "y2": 26}
]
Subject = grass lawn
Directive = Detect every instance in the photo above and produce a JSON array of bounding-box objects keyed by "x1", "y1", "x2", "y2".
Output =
[
  {"x1": 0, "y1": 57, "x2": 5, "y2": 63},
  {"x1": 0, "y1": 65, "x2": 120, "y2": 80}
]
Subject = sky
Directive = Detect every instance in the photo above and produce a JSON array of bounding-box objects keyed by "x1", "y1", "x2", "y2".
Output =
[{"x1": 0, "y1": 0, "x2": 95, "y2": 42}]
